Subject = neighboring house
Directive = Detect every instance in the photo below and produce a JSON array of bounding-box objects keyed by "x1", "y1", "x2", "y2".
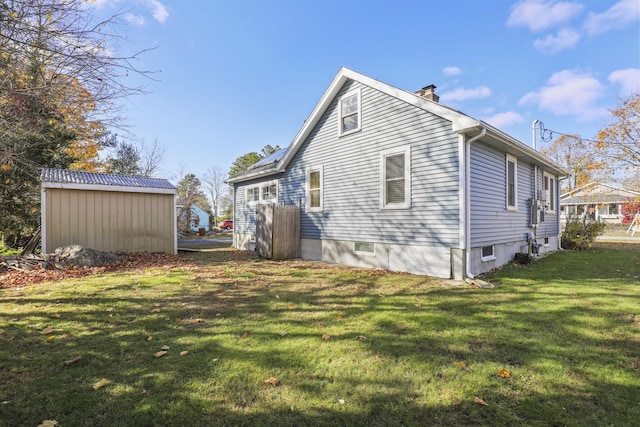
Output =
[
  {"x1": 41, "y1": 168, "x2": 177, "y2": 254},
  {"x1": 190, "y1": 204, "x2": 210, "y2": 232},
  {"x1": 227, "y1": 68, "x2": 566, "y2": 279},
  {"x1": 560, "y1": 183, "x2": 640, "y2": 223}
]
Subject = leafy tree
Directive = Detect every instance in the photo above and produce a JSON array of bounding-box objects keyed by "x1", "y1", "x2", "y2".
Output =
[
  {"x1": 228, "y1": 144, "x2": 281, "y2": 178},
  {"x1": 539, "y1": 134, "x2": 602, "y2": 192},
  {"x1": 228, "y1": 151, "x2": 261, "y2": 178},
  {"x1": 104, "y1": 137, "x2": 166, "y2": 177},
  {"x1": 595, "y1": 93, "x2": 640, "y2": 171},
  {"x1": 0, "y1": 0, "x2": 154, "y2": 247},
  {"x1": 105, "y1": 141, "x2": 142, "y2": 176}
]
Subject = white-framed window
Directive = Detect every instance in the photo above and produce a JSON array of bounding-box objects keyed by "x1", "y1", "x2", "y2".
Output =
[
  {"x1": 481, "y1": 245, "x2": 495, "y2": 262},
  {"x1": 354, "y1": 242, "x2": 375, "y2": 254},
  {"x1": 339, "y1": 88, "x2": 361, "y2": 136},
  {"x1": 306, "y1": 166, "x2": 323, "y2": 212},
  {"x1": 246, "y1": 186, "x2": 260, "y2": 203},
  {"x1": 262, "y1": 183, "x2": 277, "y2": 202},
  {"x1": 543, "y1": 172, "x2": 556, "y2": 213},
  {"x1": 246, "y1": 181, "x2": 277, "y2": 205},
  {"x1": 381, "y1": 145, "x2": 411, "y2": 209},
  {"x1": 506, "y1": 154, "x2": 517, "y2": 211}
]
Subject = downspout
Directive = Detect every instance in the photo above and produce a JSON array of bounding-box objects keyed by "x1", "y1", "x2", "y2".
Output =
[{"x1": 464, "y1": 127, "x2": 486, "y2": 279}]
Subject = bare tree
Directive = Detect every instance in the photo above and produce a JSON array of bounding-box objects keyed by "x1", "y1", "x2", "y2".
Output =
[
  {"x1": 139, "y1": 137, "x2": 166, "y2": 177},
  {"x1": 202, "y1": 166, "x2": 228, "y2": 226}
]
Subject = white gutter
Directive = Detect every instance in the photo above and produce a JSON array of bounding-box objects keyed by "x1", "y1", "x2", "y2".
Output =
[{"x1": 464, "y1": 127, "x2": 486, "y2": 279}]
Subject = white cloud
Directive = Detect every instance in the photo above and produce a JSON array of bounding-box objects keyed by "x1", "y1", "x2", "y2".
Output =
[
  {"x1": 142, "y1": 0, "x2": 169, "y2": 24},
  {"x1": 507, "y1": 0, "x2": 584, "y2": 32},
  {"x1": 442, "y1": 66, "x2": 462, "y2": 76},
  {"x1": 533, "y1": 28, "x2": 581, "y2": 53},
  {"x1": 584, "y1": 0, "x2": 640, "y2": 35},
  {"x1": 440, "y1": 86, "x2": 491, "y2": 102},
  {"x1": 484, "y1": 111, "x2": 525, "y2": 128},
  {"x1": 608, "y1": 68, "x2": 640, "y2": 94},
  {"x1": 519, "y1": 69, "x2": 606, "y2": 120},
  {"x1": 125, "y1": 13, "x2": 146, "y2": 26}
]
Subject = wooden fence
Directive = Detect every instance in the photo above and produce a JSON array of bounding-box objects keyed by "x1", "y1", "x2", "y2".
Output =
[{"x1": 256, "y1": 204, "x2": 300, "y2": 260}]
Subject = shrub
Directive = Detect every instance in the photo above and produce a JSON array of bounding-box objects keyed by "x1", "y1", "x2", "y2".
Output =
[{"x1": 561, "y1": 215, "x2": 606, "y2": 250}]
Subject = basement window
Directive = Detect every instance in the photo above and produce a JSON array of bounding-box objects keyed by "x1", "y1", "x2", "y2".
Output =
[
  {"x1": 481, "y1": 245, "x2": 496, "y2": 262},
  {"x1": 354, "y1": 242, "x2": 375, "y2": 254}
]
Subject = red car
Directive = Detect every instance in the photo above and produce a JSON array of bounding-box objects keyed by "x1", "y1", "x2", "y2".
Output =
[{"x1": 219, "y1": 220, "x2": 233, "y2": 231}]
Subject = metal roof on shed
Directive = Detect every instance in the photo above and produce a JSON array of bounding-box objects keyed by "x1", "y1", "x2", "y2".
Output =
[{"x1": 41, "y1": 168, "x2": 176, "y2": 190}]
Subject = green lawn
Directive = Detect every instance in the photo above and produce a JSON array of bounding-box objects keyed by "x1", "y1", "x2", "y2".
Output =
[{"x1": 1, "y1": 243, "x2": 639, "y2": 426}]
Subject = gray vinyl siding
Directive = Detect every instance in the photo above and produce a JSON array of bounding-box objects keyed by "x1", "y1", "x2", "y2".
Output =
[
  {"x1": 470, "y1": 142, "x2": 534, "y2": 247},
  {"x1": 234, "y1": 176, "x2": 283, "y2": 236},
  {"x1": 278, "y1": 81, "x2": 460, "y2": 246}
]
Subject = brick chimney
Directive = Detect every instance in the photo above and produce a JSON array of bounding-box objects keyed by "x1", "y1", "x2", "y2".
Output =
[{"x1": 415, "y1": 84, "x2": 439, "y2": 102}]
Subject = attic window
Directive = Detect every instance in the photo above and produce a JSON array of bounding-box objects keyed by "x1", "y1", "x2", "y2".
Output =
[{"x1": 339, "y1": 89, "x2": 361, "y2": 135}]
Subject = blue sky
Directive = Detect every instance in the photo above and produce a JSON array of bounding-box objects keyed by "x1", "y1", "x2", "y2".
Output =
[{"x1": 91, "y1": 0, "x2": 640, "y2": 182}]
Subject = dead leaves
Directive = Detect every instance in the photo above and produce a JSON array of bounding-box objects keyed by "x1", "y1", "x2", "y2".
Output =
[
  {"x1": 1, "y1": 253, "x2": 195, "y2": 288},
  {"x1": 264, "y1": 377, "x2": 279, "y2": 386},
  {"x1": 474, "y1": 396, "x2": 488, "y2": 406},
  {"x1": 497, "y1": 368, "x2": 512, "y2": 378},
  {"x1": 92, "y1": 378, "x2": 111, "y2": 390},
  {"x1": 62, "y1": 355, "x2": 83, "y2": 367}
]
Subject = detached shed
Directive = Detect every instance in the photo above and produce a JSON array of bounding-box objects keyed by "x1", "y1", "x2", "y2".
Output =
[{"x1": 41, "y1": 168, "x2": 177, "y2": 254}]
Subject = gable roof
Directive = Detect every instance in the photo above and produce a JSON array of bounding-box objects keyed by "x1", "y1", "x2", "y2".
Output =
[
  {"x1": 41, "y1": 168, "x2": 176, "y2": 194},
  {"x1": 228, "y1": 67, "x2": 567, "y2": 183},
  {"x1": 561, "y1": 182, "x2": 640, "y2": 204}
]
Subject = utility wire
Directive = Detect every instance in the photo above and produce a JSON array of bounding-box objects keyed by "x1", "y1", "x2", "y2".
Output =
[{"x1": 535, "y1": 121, "x2": 601, "y2": 144}]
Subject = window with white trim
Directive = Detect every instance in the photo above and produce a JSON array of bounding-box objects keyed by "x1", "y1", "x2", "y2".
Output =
[
  {"x1": 246, "y1": 182, "x2": 277, "y2": 205},
  {"x1": 506, "y1": 154, "x2": 517, "y2": 211},
  {"x1": 381, "y1": 145, "x2": 410, "y2": 209},
  {"x1": 543, "y1": 172, "x2": 556, "y2": 213},
  {"x1": 306, "y1": 167, "x2": 323, "y2": 212},
  {"x1": 262, "y1": 183, "x2": 277, "y2": 202},
  {"x1": 339, "y1": 89, "x2": 361, "y2": 135},
  {"x1": 481, "y1": 245, "x2": 495, "y2": 262},
  {"x1": 246, "y1": 186, "x2": 260, "y2": 203}
]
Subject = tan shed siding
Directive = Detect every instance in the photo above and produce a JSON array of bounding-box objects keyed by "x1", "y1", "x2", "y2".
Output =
[{"x1": 44, "y1": 188, "x2": 175, "y2": 253}]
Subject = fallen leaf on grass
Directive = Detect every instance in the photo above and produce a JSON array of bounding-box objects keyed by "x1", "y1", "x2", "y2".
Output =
[
  {"x1": 458, "y1": 361, "x2": 466, "y2": 369},
  {"x1": 180, "y1": 351, "x2": 189, "y2": 356},
  {"x1": 50, "y1": 313, "x2": 60, "y2": 318},
  {"x1": 150, "y1": 308, "x2": 161, "y2": 313},
  {"x1": 287, "y1": 303, "x2": 294, "y2": 310},
  {"x1": 37, "y1": 420, "x2": 59, "y2": 427},
  {"x1": 474, "y1": 396, "x2": 488, "y2": 406},
  {"x1": 497, "y1": 368, "x2": 512, "y2": 378},
  {"x1": 355, "y1": 335, "x2": 367, "y2": 341},
  {"x1": 40, "y1": 326, "x2": 59, "y2": 335},
  {"x1": 146, "y1": 335, "x2": 153, "y2": 341},
  {"x1": 161, "y1": 345, "x2": 170, "y2": 350},
  {"x1": 338, "y1": 399, "x2": 345, "y2": 404},
  {"x1": 278, "y1": 331, "x2": 287, "y2": 336},
  {"x1": 92, "y1": 378, "x2": 111, "y2": 390},
  {"x1": 335, "y1": 315, "x2": 343, "y2": 320},
  {"x1": 62, "y1": 355, "x2": 83, "y2": 367},
  {"x1": 241, "y1": 332, "x2": 248, "y2": 339},
  {"x1": 264, "y1": 377, "x2": 279, "y2": 386},
  {"x1": 322, "y1": 334, "x2": 331, "y2": 340},
  {"x1": 154, "y1": 351, "x2": 167, "y2": 358}
]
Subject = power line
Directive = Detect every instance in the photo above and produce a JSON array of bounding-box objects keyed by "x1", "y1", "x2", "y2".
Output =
[{"x1": 535, "y1": 121, "x2": 601, "y2": 145}]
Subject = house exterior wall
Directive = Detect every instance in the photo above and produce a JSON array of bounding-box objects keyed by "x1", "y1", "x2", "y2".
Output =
[
  {"x1": 43, "y1": 188, "x2": 175, "y2": 254},
  {"x1": 469, "y1": 142, "x2": 559, "y2": 275},
  {"x1": 235, "y1": 80, "x2": 462, "y2": 277}
]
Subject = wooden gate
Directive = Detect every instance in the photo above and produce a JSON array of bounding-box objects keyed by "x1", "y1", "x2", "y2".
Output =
[{"x1": 256, "y1": 204, "x2": 300, "y2": 260}]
